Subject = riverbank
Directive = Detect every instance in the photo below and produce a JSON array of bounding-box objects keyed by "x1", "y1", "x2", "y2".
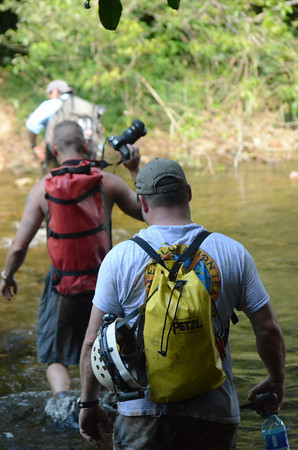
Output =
[{"x1": 0, "y1": 98, "x2": 297, "y2": 175}]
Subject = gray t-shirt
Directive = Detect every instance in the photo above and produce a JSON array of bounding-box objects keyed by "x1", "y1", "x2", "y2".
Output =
[{"x1": 93, "y1": 223, "x2": 269, "y2": 424}]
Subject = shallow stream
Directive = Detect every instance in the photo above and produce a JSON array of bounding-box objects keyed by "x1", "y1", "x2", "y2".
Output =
[{"x1": 0, "y1": 159, "x2": 297, "y2": 448}]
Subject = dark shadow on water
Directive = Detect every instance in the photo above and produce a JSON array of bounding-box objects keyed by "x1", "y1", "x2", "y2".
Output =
[{"x1": 0, "y1": 390, "x2": 115, "y2": 449}]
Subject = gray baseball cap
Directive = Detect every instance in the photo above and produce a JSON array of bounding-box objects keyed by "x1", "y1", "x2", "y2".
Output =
[
  {"x1": 135, "y1": 158, "x2": 188, "y2": 195},
  {"x1": 46, "y1": 80, "x2": 73, "y2": 94}
]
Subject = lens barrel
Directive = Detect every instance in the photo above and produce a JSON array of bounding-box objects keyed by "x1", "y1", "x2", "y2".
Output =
[{"x1": 108, "y1": 120, "x2": 147, "y2": 160}]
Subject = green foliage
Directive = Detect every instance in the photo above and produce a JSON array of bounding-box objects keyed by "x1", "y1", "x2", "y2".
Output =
[{"x1": 0, "y1": 0, "x2": 296, "y2": 137}]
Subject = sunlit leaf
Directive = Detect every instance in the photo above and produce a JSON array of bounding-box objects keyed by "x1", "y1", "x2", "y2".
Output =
[
  {"x1": 167, "y1": 0, "x2": 180, "y2": 10},
  {"x1": 98, "y1": 0, "x2": 122, "y2": 30}
]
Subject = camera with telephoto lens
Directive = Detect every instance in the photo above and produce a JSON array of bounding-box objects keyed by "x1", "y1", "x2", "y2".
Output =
[{"x1": 108, "y1": 120, "x2": 147, "y2": 160}]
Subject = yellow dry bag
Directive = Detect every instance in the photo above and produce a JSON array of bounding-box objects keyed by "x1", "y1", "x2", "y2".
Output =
[{"x1": 132, "y1": 231, "x2": 226, "y2": 404}]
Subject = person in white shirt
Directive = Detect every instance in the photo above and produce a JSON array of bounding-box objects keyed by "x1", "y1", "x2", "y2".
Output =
[
  {"x1": 26, "y1": 79, "x2": 72, "y2": 161},
  {"x1": 79, "y1": 158, "x2": 286, "y2": 449}
]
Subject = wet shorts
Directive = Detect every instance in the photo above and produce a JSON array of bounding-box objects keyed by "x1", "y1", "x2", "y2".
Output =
[
  {"x1": 113, "y1": 414, "x2": 239, "y2": 450},
  {"x1": 37, "y1": 268, "x2": 93, "y2": 366}
]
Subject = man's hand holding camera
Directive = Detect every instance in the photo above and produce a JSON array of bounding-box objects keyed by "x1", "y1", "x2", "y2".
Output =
[
  {"x1": 123, "y1": 144, "x2": 140, "y2": 181},
  {"x1": 107, "y1": 119, "x2": 146, "y2": 181}
]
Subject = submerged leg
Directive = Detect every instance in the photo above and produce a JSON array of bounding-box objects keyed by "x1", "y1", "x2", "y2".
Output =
[{"x1": 45, "y1": 363, "x2": 78, "y2": 427}]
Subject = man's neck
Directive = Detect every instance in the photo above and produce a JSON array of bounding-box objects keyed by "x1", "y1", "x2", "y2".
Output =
[{"x1": 147, "y1": 207, "x2": 192, "y2": 226}]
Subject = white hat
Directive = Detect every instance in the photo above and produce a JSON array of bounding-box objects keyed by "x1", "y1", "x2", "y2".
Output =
[{"x1": 46, "y1": 80, "x2": 73, "y2": 94}]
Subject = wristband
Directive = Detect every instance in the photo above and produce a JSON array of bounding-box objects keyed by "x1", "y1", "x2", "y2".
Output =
[
  {"x1": 77, "y1": 397, "x2": 99, "y2": 409},
  {"x1": 29, "y1": 143, "x2": 35, "y2": 149},
  {"x1": 1, "y1": 270, "x2": 15, "y2": 282}
]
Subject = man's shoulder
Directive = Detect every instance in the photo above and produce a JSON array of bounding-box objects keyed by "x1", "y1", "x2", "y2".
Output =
[
  {"x1": 101, "y1": 170, "x2": 121, "y2": 180},
  {"x1": 101, "y1": 170, "x2": 128, "y2": 190},
  {"x1": 210, "y1": 232, "x2": 245, "y2": 249},
  {"x1": 29, "y1": 176, "x2": 47, "y2": 199},
  {"x1": 22, "y1": 176, "x2": 48, "y2": 216}
]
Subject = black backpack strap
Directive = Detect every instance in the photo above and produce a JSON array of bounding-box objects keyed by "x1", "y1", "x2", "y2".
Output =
[
  {"x1": 116, "y1": 285, "x2": 159, "y2": 331},
  {"x1": 231, "y1": 311, "x2": 239, "y2": 325},
  {"x1": 116, "y1": 306, "x2": 142, "y2": 330},
  {"x1": 50, "y1": 163, "x2": 91, "y2": 177},
  {"x1": 131, "y1": 231, "x2": 212, "y2": 279},
  {"x1": 170, "y1": 230, "x2": 211, "y2": 277},
  {"x1": 131, "y1": 236, "x2": 167, "y2": 269},
  {"x1": 54, "y1": 158, "x2": 113, "y2": 171},
  {"x1": 45, "y1": 184, "x2": 102, "y2": 205}
]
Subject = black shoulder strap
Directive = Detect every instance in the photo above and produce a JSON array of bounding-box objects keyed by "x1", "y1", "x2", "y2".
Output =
[
  {"x1": 58, "y1": 159, "x2": 112, "y2": 170},
  {"x1": 171, "y1": 230, "x2": 211, "y2": 270},
  {"x1": 131, "y1": 230, "x2": 211, "y2": 278},
  {"x1": 131, "y1": 236, "x2": 167, "y2": 269},
  {"x1": 50, "y1": 163, "x2": 91, "y2": 177},
  {"x1": 170, "y1": 230, "x2": 211, "y2": 280}
]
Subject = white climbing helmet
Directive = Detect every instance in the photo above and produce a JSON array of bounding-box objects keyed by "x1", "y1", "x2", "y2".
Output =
[{"x1": 91, "y1": 315, "x2": 148, "y2": 400}]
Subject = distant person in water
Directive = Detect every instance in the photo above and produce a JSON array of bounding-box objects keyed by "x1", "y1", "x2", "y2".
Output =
[
  {"x1": 1, "y1": 120, "x2": 143, "y2": 425},
  {"x1": 26, "y1": 80, "x2": 73, "y2": 161}
]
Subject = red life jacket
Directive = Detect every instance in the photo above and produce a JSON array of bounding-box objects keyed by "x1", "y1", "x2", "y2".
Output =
[{"x1": 45, "y1": 160, "x2": 111, "y2": 296}]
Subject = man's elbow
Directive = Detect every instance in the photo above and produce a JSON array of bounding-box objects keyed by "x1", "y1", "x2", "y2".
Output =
[
  {"x1": 256, "y1": 316, "x2": 284, "y2": 340},
  {"x1": 11, "y1": 239, "x2": 30, "y2": 255},
  {"x1": 257, "y1": 321, "x2": 286, "y2": 357}
]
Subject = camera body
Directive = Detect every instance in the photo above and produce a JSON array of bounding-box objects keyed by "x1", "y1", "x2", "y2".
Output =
[{"x1": 108, "y1": 120, "x2": 147, "y2": 160}]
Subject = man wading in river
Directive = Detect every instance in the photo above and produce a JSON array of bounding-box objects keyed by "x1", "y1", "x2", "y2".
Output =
[
  {"x1": 1, "y1": 120, "x2": 143, "y2": 425},
  {"x1": 79, "y1": 158, "x2": 286, "y2": 449}
]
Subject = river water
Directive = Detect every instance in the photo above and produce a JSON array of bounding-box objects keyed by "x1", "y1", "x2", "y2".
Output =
[{"x1": 0, "y1": 160, "x2": 297, "y2": 449}]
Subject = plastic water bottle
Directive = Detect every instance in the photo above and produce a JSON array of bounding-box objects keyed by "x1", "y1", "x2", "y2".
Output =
[{"x1": 262, "y1": 414, "x2": 290, "y2": 449}]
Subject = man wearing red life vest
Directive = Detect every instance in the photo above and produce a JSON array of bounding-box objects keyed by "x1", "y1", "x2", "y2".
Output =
[{"x1": 1, "y1": 120, "x2": 143, "y2": 423}]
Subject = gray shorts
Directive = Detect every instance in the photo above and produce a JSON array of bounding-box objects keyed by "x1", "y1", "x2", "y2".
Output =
[
  {"x1": 113, "y1": 414, "x2": 238, "y2": 450},
  {"x1": 37, "y1": 268, "x2": 93, "y2": 365}
]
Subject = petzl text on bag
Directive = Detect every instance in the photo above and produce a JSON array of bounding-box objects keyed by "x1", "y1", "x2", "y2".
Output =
[{"x1": 132, "y1": 231, "x2": 226, "y2": 403}]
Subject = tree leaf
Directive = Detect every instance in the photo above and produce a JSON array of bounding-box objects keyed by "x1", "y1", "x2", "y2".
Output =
[
  {"x1": 98, "y1": 0, "x2": 123, "y2": 30},
  {"x1": 167, "y1": 0, "x2": 180, "y2": 10}
]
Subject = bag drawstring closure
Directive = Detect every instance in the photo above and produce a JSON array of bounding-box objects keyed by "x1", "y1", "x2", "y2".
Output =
[{"x1": 158, "y1": 279, "x2": 187, "y2": 357}]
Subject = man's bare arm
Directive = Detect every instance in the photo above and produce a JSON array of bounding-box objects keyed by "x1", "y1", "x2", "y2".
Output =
[
  {"x1": 1, "y1": 181, "x2": 45, "y2": 300},
  {"x1": 102, "y1": 144, "x2": 143, "y2": 222},
  {"x1": 80, "y1": 305, "x2": 105, "y2": 402},
  {"x1": 79, "y1": 305, "x2": 111, "y2": 446},
  {"x1": 28, "y1": 131, "x2": 37, "y2": 148},
  {"x1": 246, "y1": 302, "x2": 286, "y2": 415},
  {"x1": 113, "y1": 176, "x2": 143, "y2": 221},
  {"x1": 122, "y1": 144, "x2": 141, "y2": 182},
  {"x1": 102, "y1": 171, "x2": 143, "y2": 222}
]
